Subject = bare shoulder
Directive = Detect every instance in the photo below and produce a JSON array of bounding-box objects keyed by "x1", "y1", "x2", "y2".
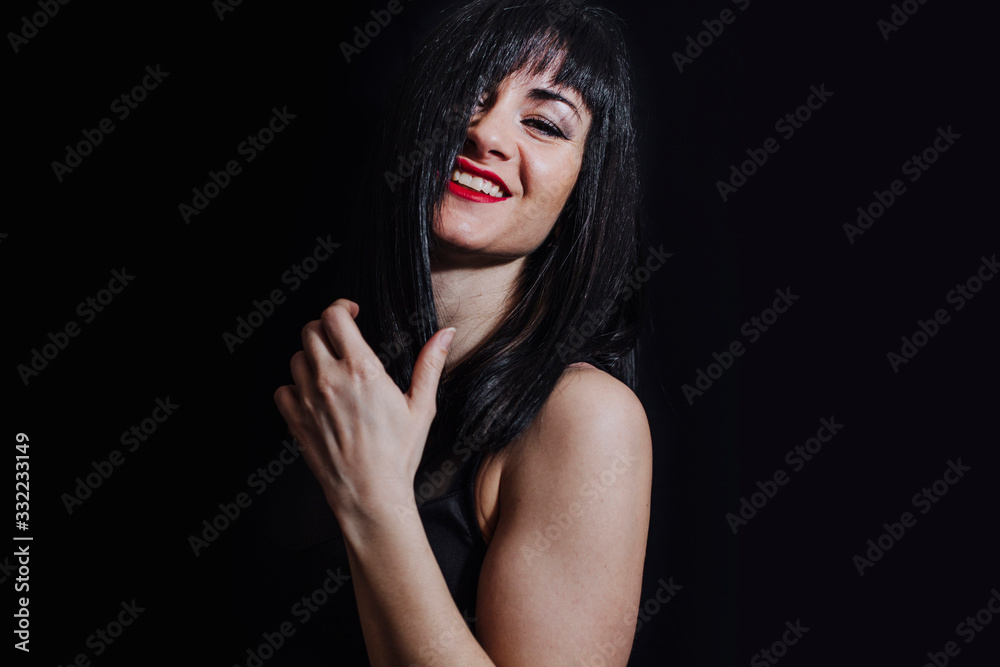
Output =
[
  {"x1": 475, "y1": 361, "x2": 652, "y2": 543},
  {"x1": 509, "y1": 361, "x2": 651, "y2": 468},
  {"x1": 494, "y1": 360, "x2": 653, "y2": 522},
  {"x1": 558, "y1": 361, "x2": 649, "y2": 426}
]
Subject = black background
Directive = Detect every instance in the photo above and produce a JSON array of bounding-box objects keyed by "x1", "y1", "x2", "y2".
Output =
[{"x1": 5, "y1": 0, "x2": 997, "y2": 665}]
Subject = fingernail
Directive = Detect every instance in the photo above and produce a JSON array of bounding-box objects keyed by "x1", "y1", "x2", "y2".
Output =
[{"x1": 438, "y1": 327, "x2": 457, "y2": 352}]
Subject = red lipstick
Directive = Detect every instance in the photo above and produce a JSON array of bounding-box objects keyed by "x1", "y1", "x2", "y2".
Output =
[{"x1": 448, "y1": 157, "x2": 511, "y2": 203}]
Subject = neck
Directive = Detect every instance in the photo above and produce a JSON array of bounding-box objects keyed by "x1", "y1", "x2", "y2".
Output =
[{"x1": 430, "y1": 254, "x2": 525, "y2": 372}]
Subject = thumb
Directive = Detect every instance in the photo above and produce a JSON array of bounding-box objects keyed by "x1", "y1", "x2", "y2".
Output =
[{"x1": 408, "y1": 327, "x2": 456, "y2": 413}]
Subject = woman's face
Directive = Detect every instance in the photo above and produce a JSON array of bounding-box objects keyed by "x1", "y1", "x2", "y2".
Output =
[{"x1": 433, "y1": 66, "x2": 592, "y2": 263}]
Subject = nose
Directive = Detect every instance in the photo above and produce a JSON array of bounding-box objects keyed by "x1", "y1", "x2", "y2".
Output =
[{"x1": 463, "y1": 102, "x2": 514, "y2": 162}]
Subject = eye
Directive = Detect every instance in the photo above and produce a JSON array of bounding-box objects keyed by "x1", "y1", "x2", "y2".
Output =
[{"x1": 523, "y1": 117, "x2": 567, "y2": 139}]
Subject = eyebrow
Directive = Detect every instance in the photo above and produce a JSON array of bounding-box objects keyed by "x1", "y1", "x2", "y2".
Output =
[{"x1": 527, "y1": 87, "x2": 582, "y2": 121}]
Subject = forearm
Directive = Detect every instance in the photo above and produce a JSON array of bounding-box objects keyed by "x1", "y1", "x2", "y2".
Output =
[{"x1": 339, "y1": 496, "x2": 495, "y2": 667}]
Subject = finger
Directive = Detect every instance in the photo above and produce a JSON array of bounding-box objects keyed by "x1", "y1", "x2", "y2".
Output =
[
  {"x1": 320, "y1": 299, "x2": 369, "y2": 360},
  {"x1": 407, "y1": 327, "x2": 456, "y2": 415},
  {"x1": 339, "y1": 298, "x2": 360, "y2": 318},
  {"x1": 289, "y1": 350, "x2": 316, "y2": 399},
  {"x1": 301, "y1": 320, "x2": 336, "y2": 368},
  {"x1": 273, "y1": 384, "x2": 302, "y2": 426}
]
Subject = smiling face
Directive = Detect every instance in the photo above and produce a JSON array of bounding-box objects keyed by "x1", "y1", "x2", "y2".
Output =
[{"x1": 432, "y1": 66, "x2": 592, "y2": 266}]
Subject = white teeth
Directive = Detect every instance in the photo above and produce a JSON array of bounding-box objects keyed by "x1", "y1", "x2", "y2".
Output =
[{"x1": 450, "y1": 167, "x2": 506, "y2": 197}]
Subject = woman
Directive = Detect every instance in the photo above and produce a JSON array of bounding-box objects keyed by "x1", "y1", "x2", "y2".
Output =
[{"x1": 270, "y1": 1, "x2": 652, "y2": 664}]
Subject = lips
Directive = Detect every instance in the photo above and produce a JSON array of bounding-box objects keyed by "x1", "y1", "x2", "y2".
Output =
[{"x1": 448, "y1": 157, "x2": 511, "y2": 203}]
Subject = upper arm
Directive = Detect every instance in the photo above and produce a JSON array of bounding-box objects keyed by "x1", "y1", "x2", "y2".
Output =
[{"x1": 475, "y1": 365, "x2": 653, "y2": 666}]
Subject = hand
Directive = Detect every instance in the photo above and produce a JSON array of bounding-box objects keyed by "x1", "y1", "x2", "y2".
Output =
[{"x1": 273, "y1": 298, "x2": 456, "y2": 521}]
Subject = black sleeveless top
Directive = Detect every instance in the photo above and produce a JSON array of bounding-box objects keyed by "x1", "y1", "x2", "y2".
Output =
[
  {"x1": 230, "y1": 357, "x2": 605, "y2": 665},
  {"x1": 229, "y1": 438, "x2": 489, "y2": 666}
]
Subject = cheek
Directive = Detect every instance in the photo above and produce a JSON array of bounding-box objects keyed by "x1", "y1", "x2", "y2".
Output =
[{"x1": 528, "y1": 155, "x2": 582, "y2": 213}]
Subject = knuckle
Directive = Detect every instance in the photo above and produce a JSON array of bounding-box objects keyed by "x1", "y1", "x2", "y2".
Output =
[
  {"x1": 361, "y1": 358, "x2": 383, "y2": 380},
  {"x1": 314, "y1": 372, "x2": 337, "y2": 395},
  {"x1": 300, "y1": 393, "x2": 322, "y2": 418},
  {"x1": 342, "y1": 356, "x2": 366, "y2": 378},
  {"x1": 428, "y1": 356, "x2": 445, "y2": 374},
  {"x1": 341, "y1": 355, "x2": 382, "y2": 383},
  {"x1": 301, "y1": 320, "x2": 320, "y2": 339}
]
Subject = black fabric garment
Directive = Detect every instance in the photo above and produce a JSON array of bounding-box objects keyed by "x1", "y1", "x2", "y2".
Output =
[{"x1": 229, "y1": 438, "x2": 488, "y2": 666}]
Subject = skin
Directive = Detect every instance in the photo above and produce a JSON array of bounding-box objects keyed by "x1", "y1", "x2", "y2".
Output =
[{"x1": 275, "y1": 65, "x2": 652, "y2": 666}]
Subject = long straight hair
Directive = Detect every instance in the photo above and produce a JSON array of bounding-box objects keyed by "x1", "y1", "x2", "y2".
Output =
[{"x1": 342, "y1": 0, "x2": 645, "y2": 459}]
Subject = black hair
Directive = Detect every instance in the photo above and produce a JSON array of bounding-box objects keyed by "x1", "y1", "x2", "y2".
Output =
[{"x1": 342, "y1": 0, "x2": 645, "y2": 458}]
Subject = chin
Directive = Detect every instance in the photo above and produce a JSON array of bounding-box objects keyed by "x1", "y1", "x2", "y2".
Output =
[
  {"x1": 433, "y1": 207, "x2": 497, "y2": 253},
  {"x1": 432, "y1": 201, "x2": 546, "y2": 263}
]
